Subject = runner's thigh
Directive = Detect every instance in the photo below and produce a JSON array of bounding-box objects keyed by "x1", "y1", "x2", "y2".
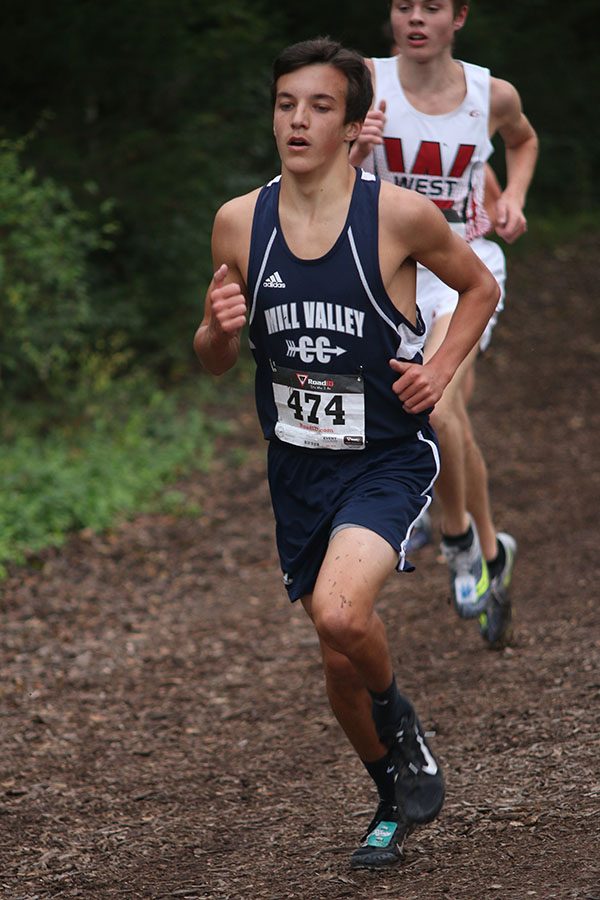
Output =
[{"x1": 311, "y1": 526, "x2": 397, "y2": 624}]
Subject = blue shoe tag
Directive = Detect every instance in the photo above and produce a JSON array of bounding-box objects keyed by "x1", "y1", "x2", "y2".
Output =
[{"x1": 366, "y1": 821, "x2": 397, "y2": 848}]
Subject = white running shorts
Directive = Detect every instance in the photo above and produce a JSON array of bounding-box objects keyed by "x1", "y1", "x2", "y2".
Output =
[{"x1": 417, "y1": 236, "x2": 506, "y2": 352}]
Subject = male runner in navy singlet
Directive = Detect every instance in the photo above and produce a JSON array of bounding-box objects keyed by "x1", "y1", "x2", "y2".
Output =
[{"x1": 195, "y1": 38, "x2": 499, "y2": 869}]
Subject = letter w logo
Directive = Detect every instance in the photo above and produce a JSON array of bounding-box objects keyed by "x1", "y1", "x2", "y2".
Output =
[{"x1": 383, "y1": 139, "x2": 475, "y2": 177}]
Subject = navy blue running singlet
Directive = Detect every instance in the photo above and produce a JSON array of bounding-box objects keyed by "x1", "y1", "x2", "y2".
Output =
[{"x1": 247, "y1": 168, "x2": 428, "y2": 450}]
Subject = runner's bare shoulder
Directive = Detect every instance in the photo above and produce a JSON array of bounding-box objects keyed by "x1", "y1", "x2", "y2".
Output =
[
  {"x1": 214, "y1": 187, "x2": 261, "y2": 235},
  {"x1": 212, "y1": 187, "x2": 262, "y2": 273},
  {"x1": 378, "y1": 179, "x2": 446, "y2": 239}
]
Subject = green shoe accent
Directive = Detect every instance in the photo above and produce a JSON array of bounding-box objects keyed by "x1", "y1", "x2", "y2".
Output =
[
  {"x1": 366, "y1": 820, "x2": 397, "y2": 848},
  {"x1": 441, "y1": 517, "x2": 491, "y2": 617},
  {"x1": 476, "y1": 559, "x2": 490, "y2": 599},
  {"x1": 350, "y1": 800, "x2": 409, "y2": 870},
  {"x1": 480, "y1": 532, "x2": 517, "y2": 649}
]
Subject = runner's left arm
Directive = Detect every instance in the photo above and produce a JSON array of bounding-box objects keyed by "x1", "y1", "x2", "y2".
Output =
[{"x1": 490, "y1": 78, "x2": 539, "y2": 244}]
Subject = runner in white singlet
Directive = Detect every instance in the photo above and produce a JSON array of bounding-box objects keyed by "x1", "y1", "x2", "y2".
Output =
[{"x1": 350, "y1": 0, "x2": 538, "y2": 648}]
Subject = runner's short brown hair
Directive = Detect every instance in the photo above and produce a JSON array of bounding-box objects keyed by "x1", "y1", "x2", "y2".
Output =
[{"x1": 272, "y1": 37, "x2": 373, "y2": 125}]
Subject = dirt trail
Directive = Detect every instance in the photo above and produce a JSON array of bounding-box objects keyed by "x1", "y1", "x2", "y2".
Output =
[{"x1": 1, "y1": 238, "x2": 599, "y2": 899}]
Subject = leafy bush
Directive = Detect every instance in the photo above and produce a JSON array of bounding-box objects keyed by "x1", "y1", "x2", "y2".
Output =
[
  {"x1": 0, "y1": 0, "x2": 282, "y2": 376},
  {"x1": 0, "y1": 375, "x2": 230, "y2": 577},
  {"x1": 0, "y1": 138, "x2": 116, "y2": 398}
]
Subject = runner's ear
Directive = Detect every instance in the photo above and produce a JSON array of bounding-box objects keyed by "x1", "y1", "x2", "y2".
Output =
[
  {"x1": 345, "y1": 121, "x2": 361, "y2": 142},
  {"x1": 453, "y1": 5, "x2": 469, "y2": 31}
]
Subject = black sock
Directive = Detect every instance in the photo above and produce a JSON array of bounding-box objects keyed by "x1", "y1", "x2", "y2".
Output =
[
  {"x1": 362, "y1": 751, "x2": 396, "y2": 803},
  {"x1": 441, "y1": 524, "x2": 474, "y2": 551},
  {"x1": 369, "y1": 675, "x2": 413, "y2": 741},
  {"x1": 487, "y1": 538, "x2": 506, "y2": 579}
]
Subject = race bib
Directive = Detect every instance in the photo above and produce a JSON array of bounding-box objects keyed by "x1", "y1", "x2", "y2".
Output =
[{"x1": 271, "y1": 362, "x2": 365, "y2": 450}]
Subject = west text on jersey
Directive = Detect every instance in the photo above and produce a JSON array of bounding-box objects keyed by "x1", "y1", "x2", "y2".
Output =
[{"x1": 393, "y1": 175, "x2": 458, "y2": 197}]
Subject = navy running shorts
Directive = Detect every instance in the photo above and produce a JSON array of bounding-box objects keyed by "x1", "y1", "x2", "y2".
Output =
[{"x1": 267, "y1": 426, "x2": 440, "y2": 602}]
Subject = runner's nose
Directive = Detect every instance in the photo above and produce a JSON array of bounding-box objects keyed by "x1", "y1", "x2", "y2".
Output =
[
  {"x1": 291, "y1": 103, "x2": 309, "y2": 129},
  {"x1": 409, "y1": 3, "x2": 425, "y2": 24}
]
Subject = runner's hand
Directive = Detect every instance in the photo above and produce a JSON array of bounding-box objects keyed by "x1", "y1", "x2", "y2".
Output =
[
  {"x1": 349, "y1": 100, "x2": 386, "y2": 165},
  {"x1": 494, "y1": 194, "x2": 527, "y2": 244},
  {"x1": 208, "y1": 264, "x2": 247, "y2": 337},
  {"x1": 389, "y1": 358, "x2": 446, "y2": 414}
]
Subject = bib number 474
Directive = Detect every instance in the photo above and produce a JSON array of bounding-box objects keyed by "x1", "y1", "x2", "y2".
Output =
[{"x1": 287, "y1": 389, "x2": 345, "y2": 425}]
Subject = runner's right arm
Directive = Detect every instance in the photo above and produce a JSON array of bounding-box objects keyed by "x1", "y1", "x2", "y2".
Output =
[
  {"x1": 194, "y1": 198, "x2": 250, "y2": 375},
  {"x1": 349, "y1": 101, "x2": 386, "y2": 166},
  {"x1": 349, "y1": 59, "x2": 386, "y2": 167}
]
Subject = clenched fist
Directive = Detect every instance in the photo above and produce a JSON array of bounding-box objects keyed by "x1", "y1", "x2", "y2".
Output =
[
  {"x1": 389, "y1": 357, "x2": 447, "y2": 414},
  {"x1": 209, "y1": 263, "x2": 247, "y2": 337}
]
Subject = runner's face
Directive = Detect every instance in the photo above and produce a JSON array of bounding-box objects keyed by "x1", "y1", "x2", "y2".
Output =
[
  {"x1": 390, "y1": 1, "x2": 468, "y2": 60},
  {"x1": 273, "y1": 64, "x2": 360, "y2": 173}
]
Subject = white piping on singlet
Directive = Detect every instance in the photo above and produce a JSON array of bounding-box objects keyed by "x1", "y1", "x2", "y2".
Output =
[
  {"x1": 347, "y1": 226, "x2": 425, "y2": 358},
  {"x1": 347, "y1": 226, "x2": 400, "y2": 334},
  {"x1": 249, "y1": 227, "x2": 277, "y2": 326},
  {"x1": 248, "y1": 227, "x2": 278, "y2": 349},
  {"x1": 397, "y1": 429, "x2": 441, "y2": 571}
]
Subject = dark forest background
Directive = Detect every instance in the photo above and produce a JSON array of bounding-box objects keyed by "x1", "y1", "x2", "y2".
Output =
[{"x1": 0, "y1": 0, "x2": 597, "y2": 400}]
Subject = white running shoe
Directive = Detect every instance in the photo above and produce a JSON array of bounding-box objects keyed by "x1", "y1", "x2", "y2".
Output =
[{"x1": 440, "y1": 517, "x2": 490, "y2": 618}]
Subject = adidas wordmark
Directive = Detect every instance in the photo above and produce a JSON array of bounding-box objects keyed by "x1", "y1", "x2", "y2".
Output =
[{"x1": 263, "y1": 271, "x2": 286, "y2": 288}]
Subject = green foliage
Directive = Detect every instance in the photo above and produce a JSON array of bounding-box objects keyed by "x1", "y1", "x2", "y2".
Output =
[
  {"x1": 0, "y1": 0, "x2": 283, "y2": 373},
  {"x1": 0, "y1": 138, "x2": 115, "y2": 397},
  {"x1": 0, "y1": 375, "x2": 230, "y2": 577}
]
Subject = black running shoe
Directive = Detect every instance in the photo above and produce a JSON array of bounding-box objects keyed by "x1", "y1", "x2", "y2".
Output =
[
  {"x1": 350, "y1": 799, "x2": 410, "y2": 870},
  {"x1": 390, "y1": 710, "x2": 445, "y2": 825}
]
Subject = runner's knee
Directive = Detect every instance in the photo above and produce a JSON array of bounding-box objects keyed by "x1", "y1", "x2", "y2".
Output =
[
  {"x1": 311, "y1": 594, "x2": 369, "y2": 655},
  {"x1": 430, "y1": 384, "x2": 469, "y2": 434},
  {"x1": 429, "y1": 399, "x2": 459, "y2": 436}
]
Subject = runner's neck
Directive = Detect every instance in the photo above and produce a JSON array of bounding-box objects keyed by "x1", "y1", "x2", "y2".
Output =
[
  {"x1": 279, "y1": 161, "x2": 356, "y2": 223},
  {"x1": 397, "y1": 56, "x2": 466, "y2": 115}
]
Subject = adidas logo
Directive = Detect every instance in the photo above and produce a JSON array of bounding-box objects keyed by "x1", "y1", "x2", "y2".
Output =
[{"x1": 263, "y1": 271, "x2": 286, "y2": 288}]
